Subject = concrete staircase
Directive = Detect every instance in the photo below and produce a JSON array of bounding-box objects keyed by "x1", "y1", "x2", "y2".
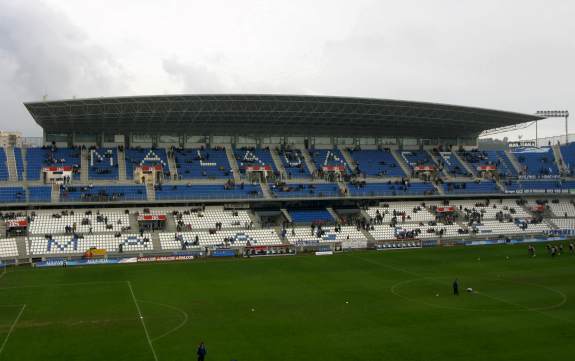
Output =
[
  {"x1": 360, "y1": 228, "x2": 376, "y2": 244},
  {"x1": 21, "y1": 147, "x2": 28, "y2": 181},
  {"x1": 452, "y1": 150, "x2": 476, "y2": 177},
  {"x1": 269, "y1": 147, "x2": 287, "y2": 178},
  {"x1": 151, "y1": 232, "x2": 162, "y2": 252},
  {"x1": 16, "y1": 237, "x2": 28, "y2": 259},
  {"x1": 280, "y1": 208, "x2": 292, "y2": 223},
  {"x1": 504, "y1": 150, "x2": 523, "y2": 175},
  {"x1": 117, "y1": 147, "x2": 127, "y2": 181},
  {"x1": 392, "y1": 150, "x2": 412, "y2": 176},
  {"x1": 299, "y1": 147, "x2": 318, "y2": 175},
  {"x1": 339, "y1": 147, "x2": 357, "y2": 172},
  {"x1": 166, "y1": 152, "x2": 178, "y2": 181},
  {"x1": 336, "y1": 181, "x2": 349, "y2": 197},
  {"x1": 224, "y1": 144, "x2": 241, "y2": 183},
  {"x1": 5, "y1": 147, "x2": 18, "y2": 182},
  {"x1": 432, "y1": 182, "x2": 445, "y2": 195},
  {"x1": 427, "y1": 150, "x2": 451, "y2": 179},
  {"x1": 129, "y1": 213, "x2": 140, "y2": 232},
  {"x1": 80, "y1": 148, "x2": 88, "y2": 183},
  {"x1": 259, "y1": 182, "x2": 273, "y2": 199},
  {"x1": 552, "y1": 144, "x2": 567, "y2": 174},
  {"x1": 326, "y1": 207, "x2": 341, "y2": 222},
  {"x1": 145, "y1": 183, "x2": 155, "y2": 201},
  {"x1": 51, "y1": 183, "x2": 60, "y2": 203}
]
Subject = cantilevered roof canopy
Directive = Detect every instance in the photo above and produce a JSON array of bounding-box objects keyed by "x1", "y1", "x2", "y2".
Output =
[{"x1": 24, "y1": 94, "x2": 542, "y2": 138}]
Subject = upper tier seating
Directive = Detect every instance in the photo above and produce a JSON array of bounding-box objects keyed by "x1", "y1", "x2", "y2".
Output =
[
  {"x1": 401, "y1": 150, "x2": 435, "y2": 169},
  {"x1": 0, "y1": 187, "x2": 26, "y2": 203},
  {"x1": 28, "y1": 233, "x2": 152, "y2": 256},
  {"x1": 155, "y1": 184, "x2": 262, "y2": 200},
  {"x1": 28, "y1": 186, "x2": 51, "y2": 202},
  {"x1": 234, "y1": 148, "x2": 278, "y2": 174},
  {"x1": 347, "y1": 182, "x2": 436, "y2": 196},
  {"x1": 88, "y1": 148, "x2": 118, "y2": 180},
  {"x1": 0, "y1": 148, "x2": 9, "y2": 181},
  {"x1": 289, "y1": 209, "x2": 334, "y2": 223},
  {"x1": 438, "y1": 152, "x2": 471, "y2": 177},
  {"x1": 285, "y1": 226, "x2": 367, "y2": 244},
  {"x1": 270, "y1": 183, "x2": 340, "y2": 198},
  {"x1": 310, "y1": 149, "x2": 349, "y2": 172},
  {"x1": 560, "y1": 143, "x2": 575, "y2": 175},
  {"x1": 0, "y1": 239, "x2": 20, "y2": 258},
  {"x1": 348, "y1": 149, "x2": 405, "y2": 177},
  {"x1": 174, "y1": 148, "x2": 232, "y2": 179},
  {"x1": 443, "y1": 181, "x2": 500, "y2": 194},
  {"x1": 60, "y1": 185, "x2": 147, "y2": 202},
  {"x1": 278, "y1": 148, "x2": 312, "y2": 178},
  {"x1": 503, "y1": 180, "x2": 575, "y2": 193},
  {"x1": 174, "y1": 207, "x2": 252, "y2": 229},
  {"x1": 125, "y1": 148, "x2": 170, "y2": 178},
  {"x1": 14, "y1": 148, "x2": 24, "y2": 180},
  {"x1": 29, "y1": 210, "x2": 130, "y2": 234},
  {"x1": 511, "y1": 147, "x2": 559, "y2": 177},
  {"x1": 26, "y1": 147, "x2": 81, "y2": 180},
  {"x1": 159, "y1": 229, "x2": 282, "y2": 249},
  {"x1": 458, "y1": 150, "x2": 517, "y2": 177}
]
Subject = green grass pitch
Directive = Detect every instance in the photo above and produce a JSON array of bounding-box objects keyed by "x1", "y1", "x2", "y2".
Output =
[{"x1": 0, "y1": 244, "x2": 574, "y2": 361}]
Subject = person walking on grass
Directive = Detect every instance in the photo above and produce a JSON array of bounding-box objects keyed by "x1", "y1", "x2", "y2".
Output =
[
  {"x1": 453, "y1": 278, "x2": 459, "y2": 296},
  {"x1": 197, "y1": 341, "x2": 207, "y2": 361}
]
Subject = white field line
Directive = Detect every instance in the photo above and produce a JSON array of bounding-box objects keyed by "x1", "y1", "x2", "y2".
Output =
[
  {"x1": 127, "y1": 281, "x2": 159, "y2": 361},
  {"x1": 0, "y1": 304, "x2": 26, "y2": 357}
]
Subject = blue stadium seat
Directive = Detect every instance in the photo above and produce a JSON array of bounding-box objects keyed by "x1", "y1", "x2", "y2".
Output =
[
  {"x1": 155, "y1": 184, "x2": 262, "y2": 200},
  {"x1": 174, "y1": 148, "x2": 232, "y2": 179},
  {"x1": 0, "y1": 148, "x2": 9, "y2": 181},
  {"x1": 437, "y1": 152, "x2": 471, "y2": 177},
  {"x1": 348, "y1": 149, "x2": 405, "y2": 177},
  {"x1": 310, "y1": 149, "x2": 350, "y2": 173},
  {"x1": 443, "y1": 181, "x2": 500, "y2": 194},
  {"x1": 125, "y1": 148, "x2": 170, "y2": 178},
  {"x1": 458, "y1": 150, "x2": 517, "y2": 177},
  {"x1": 289, "y1": 209, "x2": 334, "y2": 223},
  {"x1": 26, "y1": 147, "x2": 81, "y2": 181},
  {"x1": 270, "y1": 183, "x2": 340, "y2": 198},
  {"x1": 503, "y1": 179, "x2": 575, "y2": 193},
  {"x1": 89, "y1": 148, "x2": 119, "y2": 180},
  {"x1": 28, "y1": 186, "x2": 52, "y2": 202},
  {"x1": 234, "y1": 148, "x2": 278, "y2": 175},
  {"x1": 511, "y1": 147, "x2": 559, "y2": 177},
  {"x1": 560, "y1": 143, "x2": 575, "y2": 175},
  {"x1": 347, "y1": 182, "x2": 436, "y2": 196},
  {"x1": 60, "y1": 185, "x2": 147, "y2": 202},
  {"x1": 0, "y1": 187, "x2": 26, "y2": 203},
  {"x1": 277, "y1": 148, "x2": 312, "y2": 178},
  {"x1": 400, "y1": 150, "x2": 436, "y2": 170}
]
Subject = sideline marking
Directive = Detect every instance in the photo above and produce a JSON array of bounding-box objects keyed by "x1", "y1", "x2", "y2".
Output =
[
  {"x1": 128, "y1": 281, "x2": 159, "y2": 361},
  {"x1": 0, "y1": 304, "x2": 26, "y2": 357},
  {"x1": 0, "y1": 280, "x2": 126, "y2": 291}
]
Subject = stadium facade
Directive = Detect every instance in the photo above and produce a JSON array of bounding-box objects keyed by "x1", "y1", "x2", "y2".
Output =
[{"x1": 0, "y1": 94, "x2": 573, "y2": 263}]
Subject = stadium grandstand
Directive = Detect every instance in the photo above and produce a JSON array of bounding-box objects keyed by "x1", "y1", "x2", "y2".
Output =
[{"x1": 0, "y1": 94, "x2": 572, "y2": 262}]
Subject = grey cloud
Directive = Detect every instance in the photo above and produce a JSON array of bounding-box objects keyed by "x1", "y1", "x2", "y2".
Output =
[
  {"x1": 162, "y1": 57, "x2": 229, "y2": 93},
  {"x1": 0, "y1": 0, "x2": 131, "y2": 135}
]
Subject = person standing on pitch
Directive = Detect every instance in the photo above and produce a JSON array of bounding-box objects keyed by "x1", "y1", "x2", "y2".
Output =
[
  {"x1": 453, "y1": 278, "x2": 459, "y2": 296},
  {"x1": 197, "y1": 341, "x2": 207, "y2": 361}
]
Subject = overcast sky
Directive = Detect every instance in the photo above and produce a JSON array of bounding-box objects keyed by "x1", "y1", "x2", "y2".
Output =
[{"x1": 0, "y1": 0, "x2": 573, "y2": 140}]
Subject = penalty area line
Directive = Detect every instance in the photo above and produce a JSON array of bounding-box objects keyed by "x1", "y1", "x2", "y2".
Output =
[
  {"x1": 0, "y1": 304, "x2": 26, "y2": 358},
  {"x1": 127, "y1": 281, "x2": 159, "y2": 361}
]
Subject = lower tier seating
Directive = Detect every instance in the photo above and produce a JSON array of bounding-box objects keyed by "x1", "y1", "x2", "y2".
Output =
[
  {"x1": 29, "y1": 211, "x2": 130, "y2": 235},
  {"x1": 28, "y1": 233, "x2": 152, "y2": 255},
  {"x1": 159, "y1": 229, "x2": 282, "y2": 249},
  {"x1": 284, "y1": 226, "x2": 367, "y2": 244},
  {"x1": 0, "y1": 239, "x2": 20, "y2": 258}
]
